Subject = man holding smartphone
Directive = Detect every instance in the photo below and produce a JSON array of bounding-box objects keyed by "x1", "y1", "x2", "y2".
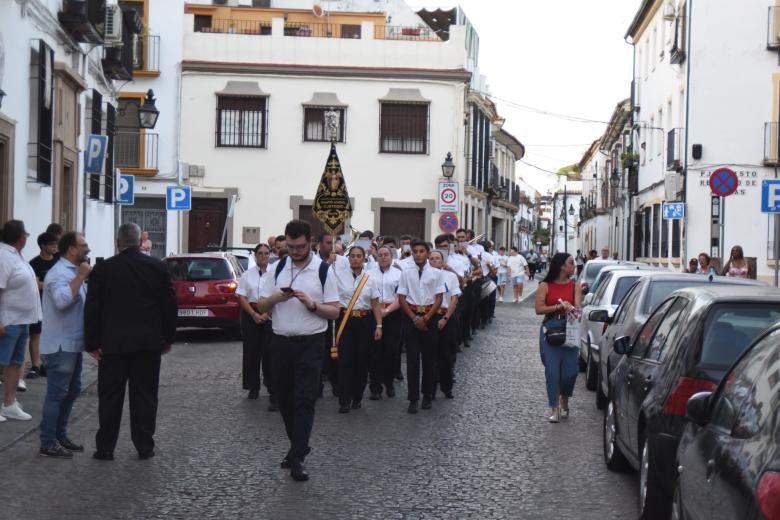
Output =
[{"x1": 257, "y1": 220, "x2": 340, "y2": 482}]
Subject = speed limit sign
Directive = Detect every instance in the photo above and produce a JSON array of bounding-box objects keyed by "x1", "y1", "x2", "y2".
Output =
[{"x1": 438, "y1": 181, "x2": 459, "y2": 213}]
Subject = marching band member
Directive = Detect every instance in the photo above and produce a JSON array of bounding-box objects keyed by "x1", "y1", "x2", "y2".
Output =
[
  {"x1": 397, "y1": 240, "x2": 445, "y2": 414},
  {"x1": 428, "y1": 251, "x2": 461, "y2": 400},
  {"x1": 368, "y1": 245, "x2": 402, "y2": 400},
  {"x1": 333, "y1": 246, "x2": 382, "y2": 413},
  {"x1": 454, "y1": 229, "x2": 481, "y2": 346}
]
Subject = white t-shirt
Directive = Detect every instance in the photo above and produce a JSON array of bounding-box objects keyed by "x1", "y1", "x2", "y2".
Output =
[
  {"x1": 507, "y1": 255, "x2": 528, "y2": 279},
  {"x1": 0, "y1": 243, "x2": 42, "y2": 325},
  {"x1": 497, "y1": 254, "x2": 509, "y2": 274},
  {"x1": 259, "y1": 254, "x2": 339, "y2": 337}
]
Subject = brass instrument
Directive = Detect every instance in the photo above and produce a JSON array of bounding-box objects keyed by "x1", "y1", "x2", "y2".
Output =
[
  {"x1": 343, "y1": 226, "x2": 360, "y2": 250},
  {"x1": 468, "y1": 233, "x2": 486, "y2": 244}
]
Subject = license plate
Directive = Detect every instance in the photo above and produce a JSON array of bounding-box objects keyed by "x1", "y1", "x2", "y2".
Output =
[{"x1": 178, "y1": 308, "x2": 209, "y2": 317}]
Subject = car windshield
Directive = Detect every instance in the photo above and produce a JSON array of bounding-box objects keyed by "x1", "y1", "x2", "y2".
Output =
[
  {"x1": 700, "y1": 303, "x2": 780, "y2": 369},
  {"x1": 585, "y1": 262, "x2": 610, "y2": 283},
  {"x1": 611, "y1": 276, "x2": 640, "y2": 305},
  {"x1": 644, "y1": 280, "x2": 713, "y2": 314},
  {"x1": 166, "y1": 258, "x2": 231, "y2": 281}
]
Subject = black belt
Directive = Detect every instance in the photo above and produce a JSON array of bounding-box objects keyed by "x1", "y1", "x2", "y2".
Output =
[{"x1": 274, "y1": 332, "x2": 325, "y2": 343}]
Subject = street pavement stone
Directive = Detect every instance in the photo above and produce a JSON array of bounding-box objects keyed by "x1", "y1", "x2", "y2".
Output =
[{"x1": 0, "y1": 290, "x2": 638, "y2": 520}]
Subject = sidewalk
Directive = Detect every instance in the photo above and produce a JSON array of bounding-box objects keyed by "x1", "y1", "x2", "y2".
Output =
[
  {"x1": 0, "y1": 358, "x2": 99, "y2": 451},
  {"x1": 496, "y1": 274, "x2": 541, "y2": 305}
]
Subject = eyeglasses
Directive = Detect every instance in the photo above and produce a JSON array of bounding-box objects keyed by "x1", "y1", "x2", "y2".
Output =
[{"x1": 287, "y1": 243, "x2": 310, "y2": 252}]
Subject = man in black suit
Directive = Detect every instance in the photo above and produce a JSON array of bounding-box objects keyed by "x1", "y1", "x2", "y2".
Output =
[{"x1": 84, "y1": 223, "x2": 177, "y2": 460}]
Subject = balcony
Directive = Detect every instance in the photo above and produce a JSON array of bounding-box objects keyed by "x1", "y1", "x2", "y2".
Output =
[
  {"x1": 133, "y1": 34, "x2": 161, "y2": 75},
  {"x1": 764, "y1": 122, "x2": 780, "y2": 165},
  {"x1": 666, "y1": 128, "x2": 684, "y2": 171},
  {"x1": 374, "y1": 25, "x2": 440, "y2": 42},
  {"x1": 284, "y1": 22, "x2": 362, "y2": 39},
  {"x1": 115, "y1": 132, "x2": 158, "y2": 174},
  {"x1": 58, "y1": 0, "x2": 105, "y2": 44},
  {"x1": 768, "y1": 7, "x2": 780, "y2": 49},
  {"x1": 196, "y1": 18, "x2": 272, "y2": 34}
]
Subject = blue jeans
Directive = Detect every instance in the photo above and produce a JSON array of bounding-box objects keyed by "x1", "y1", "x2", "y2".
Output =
[
  {"x1": 539, "y1": 324, "x2": 578, "y2": 408},
  {"x1": 39, "y1": 350, "x2": 83, "y2": 448}
]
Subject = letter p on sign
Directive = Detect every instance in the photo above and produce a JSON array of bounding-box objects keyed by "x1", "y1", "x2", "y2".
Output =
[
  {"x1": 762, "y1": 180, "x2": 780, "y2": 213},
  {"x1": 166, "y1": 186, "x2": 192, "y2": 211}
]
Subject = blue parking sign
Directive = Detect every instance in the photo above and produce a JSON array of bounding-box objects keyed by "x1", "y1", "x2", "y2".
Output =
[
  {"x1": 761, "y1": 180, "x2": 780, "y2": 213},
  {"x1": 662, "y1": 202, "x2": 685, "y2": 220},
  {"x1": 116, "y1": 174, "x2": 134, "y2": 205},
  {"x1": 84, "y1": 134, "x2": 108, "y2": 174},
  {"x1": 166, "y1": 186, "x2": 191, "y2": 211}
]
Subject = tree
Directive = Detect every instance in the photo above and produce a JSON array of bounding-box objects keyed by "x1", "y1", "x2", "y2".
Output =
[{"x1": 533, "y1": 228, "x2": 550, "y2": 246}]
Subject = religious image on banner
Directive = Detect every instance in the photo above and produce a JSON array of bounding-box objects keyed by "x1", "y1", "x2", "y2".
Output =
[{"x1": 313, "y1": 142, "x2": 353, "y2": 234}]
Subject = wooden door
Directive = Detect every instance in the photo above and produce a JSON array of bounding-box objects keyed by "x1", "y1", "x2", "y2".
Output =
[
  {"x1": 298, "y1": 205, "x2": 326, "y2": 239},
  {"x1": 188, "y1": 198, "x2": 227, "y2": 252},
  {"x1": 380, "y1": 207, "x2": 425, "y2": 240}
]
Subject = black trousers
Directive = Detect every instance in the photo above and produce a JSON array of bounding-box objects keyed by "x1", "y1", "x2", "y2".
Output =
[
  {"x1": 240, "y1": 310, "x2": 273, "y2": 393},
  {"x1": 460, "y1": 283, "x2": 474, "y2": 341},
  {"x1": 95, "y1": 351, "x2": 162, "y2": 455},
  {"x1": 272, "y1": 333, "x2": 324, "y2": 461},
  {"x1": 402, "y1": 315, "x2": 439, "y2": 402},
  {"x1": 369, "y1": 310, "x2": 401, "y2": 394},
  {"x1": 470, "y1": 280, "x2": 483, "y2": 330},
  {"x1": 488, "y1": 274, "x2": 498, "y2": 318},
  {"x1": 337, "y1": 314, "x2": 374, "y2": 406},
  {"x1": 436, "y1": 312, "x2": 459, "y2": 394}
]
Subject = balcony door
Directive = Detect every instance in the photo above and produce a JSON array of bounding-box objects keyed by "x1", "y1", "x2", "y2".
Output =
[{"x1": 116, "y1": 95, "x2": 143, "y2": 170}]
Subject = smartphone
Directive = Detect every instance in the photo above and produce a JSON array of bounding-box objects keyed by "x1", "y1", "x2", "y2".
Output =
[{"x1": 280, "y1": 287, "x2": 294, "y2": 294}]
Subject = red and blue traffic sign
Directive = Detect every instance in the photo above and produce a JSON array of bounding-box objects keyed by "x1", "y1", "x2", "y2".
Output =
[
  {"x1": 709, "y1": 168, "x2": 739, "y2": 197},
  {"x1": 438, "y1": 212, "x2": 459, "y2": 233}
]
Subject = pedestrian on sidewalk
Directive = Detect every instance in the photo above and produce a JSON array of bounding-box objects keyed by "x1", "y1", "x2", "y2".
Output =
[
  {"x1": 0, "y1": 220, "x2": 40, "y2": 422},
  {"x1": 256, "y1": 220, "x2": 340, "y2": 482},
  {"x1": 722, "y1": 245, "x2": 754, "y2": 279},
  {"x1": 237, "y1": 243, "x2": 275, "y2": 407},
  {"x1": 496, "y1": 247, "x2": 509, "y2": 303},
  {"x1": 38, "y1": 232, "x2": 91, "y2": 458},
  {"x1": 535, "y1": 252, "x2": 581, "y2": 423},
  {"x1": 85, "y1": 223, "x2": 177, "y2": 461},
  {"x1": 27, "y1": 232, "x2": 59, "y2": 379},
  {"x1": 575, "y1": 250, "x2": 585, "y2": 276},
  {"x1": 507, "y1": 247, "x2": 528, "y2": 303}
]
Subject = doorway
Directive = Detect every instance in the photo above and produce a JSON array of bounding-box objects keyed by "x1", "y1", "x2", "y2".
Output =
[
  {"x1": 188, "y1": 198, "x2": 227, "y2": 252},
  {"x1": 122, "y1": 197, "x2": 167, "y2": 258},
  {"x1": 379, "y1": 207, "x2": 425, "y2": 239}
]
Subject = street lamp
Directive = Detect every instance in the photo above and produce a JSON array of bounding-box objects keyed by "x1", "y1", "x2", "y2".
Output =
[
  {"x1": 610, "y1": 169, "x2": 621, "y2": 189},
  {"x1": 118, "y1": 89, "x2": 160, "y2": 129},
  {"x1": 441, "y1": 152, "x2": 455, "y2": 178},
  {"x1": 568, "y1": 203, "x2": 575, "y2": 216}
]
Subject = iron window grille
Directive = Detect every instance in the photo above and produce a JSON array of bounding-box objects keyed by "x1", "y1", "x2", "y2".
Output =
[
  {"x1": 379, "y1": 102, "x2": 429, "y2": 154},
  {"x1": 216, "y1": 96, "x2": 268, "y2": 148},
  {"x1": 303, "y1": 107, "x2": 345, "y2": 142},
  {"x1": 30, "y1": 40, "x2": 54, "y2": 186}
]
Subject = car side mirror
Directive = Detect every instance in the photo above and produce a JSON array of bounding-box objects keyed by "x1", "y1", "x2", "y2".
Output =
[
  {"x1": 613, "y1": 336, "x2": 631, "y2": 355},
  {"x1": 685, "y1": 392, "x2": 713, "y2": 427},
  {"x1": 589, "y1": 309, "x2": 609, "y2": 322},
  {"x1": 582, "y1": 286, "x2": 590, "y2": 296},
  {"x1": 583, "y1": 293, "x2": 594, "y2": 306}
]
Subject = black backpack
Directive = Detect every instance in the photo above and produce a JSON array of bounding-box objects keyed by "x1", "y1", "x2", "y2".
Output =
[{"x1": 273, "y1": 256, "x2": 330, "y2": 290}]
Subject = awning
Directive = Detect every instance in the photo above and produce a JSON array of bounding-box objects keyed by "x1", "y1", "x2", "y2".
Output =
[
  {"x1": 215, "y1": 81, "x2": 268, "y2": 97},
  {"x1": 378, "y1": 88, "x2": 430, "y2": 104},
  {"x1": 301, "y1": 92, "x2": 347, "y2": 107}
]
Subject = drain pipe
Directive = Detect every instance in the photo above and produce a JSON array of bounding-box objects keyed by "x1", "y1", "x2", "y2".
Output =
[{"x1": 681, "y1": 0, "x2": 694, "y2": 270}]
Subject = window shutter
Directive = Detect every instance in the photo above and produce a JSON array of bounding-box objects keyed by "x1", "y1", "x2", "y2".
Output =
[
  {"x1": 89, "y1": 90, "x2": 103, "y2": 200},
  {"x1": 103, "y1": 103, "x2": 116, "y2": 203}
]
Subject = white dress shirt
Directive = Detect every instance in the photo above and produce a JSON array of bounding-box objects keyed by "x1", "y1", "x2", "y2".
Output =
[
  {"x1": 371, "y1": 264, "x2": 402, "y2": 305},
  {"x1": 397, "y1": 262, "x2": 445, "y2": 306},
  {"x1": 259, "y1": 254, "x2": 339, "y2": 337},
  {"x1": 439, "y1": 269, "x2": 462, "y2": 309},
  {"x1": 0, "y1": 243, "x2": 42, "y2": 325},
  {"x1": 447, "y1": 253, "x2": 471, "y2": 277},
  {"x1": 395, "y1": 256, "x2": 417, "y2": 270},
  {"x1": 236, "y1": 265, "x2": 268, "y2": 303},
  {"x1": 333, "y1": 264, "x2": 380, "y2": 310}
]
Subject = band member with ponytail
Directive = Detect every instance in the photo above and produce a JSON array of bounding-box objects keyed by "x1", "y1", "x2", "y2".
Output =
[
  {"x1": 429, "y1": 250, "x2": 461, "y2": 399},
  {"x1": 333, "y1": 246, "x2": 382, "y2": 413},
  {"x1": 397, "y1": 240, "x2": 445, "y2": 414},
  {"x1": 368, "y1": 245, "x2": 402, "y2": 400}
]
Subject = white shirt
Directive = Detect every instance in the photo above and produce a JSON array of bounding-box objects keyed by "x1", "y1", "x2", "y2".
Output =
[
  {"x1": 371, "y1": 264, "x2": 402, "y2": 305},
  {"x1": 395, "y1": 256, "x2": 417, "y2": 271},
  {"x1": 447, "y1": 253, "x2": 471, "y2": 277},
  {"x1": 480, "y1": 251, "x2": 494, "y2": 276},
  {"x1": 259, "y1": 254, "x2": 339, "y2": 337},
  {"x1": 236, "y1": 265, "x2": 268, "y2": 302},
  {"x1": 466, "y1": 244, "x2": 483, "y2": 259},
  {"x1": 0, "y1": 243, "x2": 42, "y2": 326},
  {"x1": 439, "y1": 269, "x2": 462, "y2": 309},
  {"x1": 334, "y1": 264, "x2": 380, "y2": 310},
  {"x1": 507, "y1": 254, "x2": 528, "y2": 278},
  {"x1": 497, "y1": 254, "x2": 509, "y2": 274},
  {"x1": 397, "y1": 262, "x2": 445, "y2": 306}
]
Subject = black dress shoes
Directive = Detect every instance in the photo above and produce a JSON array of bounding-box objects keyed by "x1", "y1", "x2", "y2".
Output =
[
  {"x1": 268, "y1": 396, "x2": 279, "y2": 412},
  {"x1": 92, "y1": 451, "x2": 114, "y2": 461},
  {"x1": 290, "y1": 460, "x2": 309, "y2": 482},
  {"x1": 139, "y1": 450, "x2": 155, "y2": 460},
  {"x1": 369, "y1": 392, "x2": 381, "y2": 401},
  {"x1": 58, "y1": 438, "x2": 84, "y2": 452},
  {"x1": 386, "y1": 386, "x2": 396, "y2": 398},
  {"x1": 281, "y1": 447, "x2": 311, "y2": 469},
  {"x1": 351, "y1": 400, "x2": 362, "y2": 410},
  {"x1": 247, "y1": 389, "x2": 259, "y2": 400},
  {"x1": 407, "y1": 401, "x2": 418, "y2": 414},
  {"x1": 444, "y1": 391, "x2": 454, "y2": 399},
  {"x1": 395, "y1": 371, "x2": 404, "y2": 381},
  {"x1": 338, "y1": 404, "x2": 351, "y2": 414},
  {"x1": 421, "y1": 397, "x2": 432, "y2": 410}
]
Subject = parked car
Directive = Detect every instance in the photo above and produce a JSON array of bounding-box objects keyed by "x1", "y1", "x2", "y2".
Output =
[
  {"x1": 577, "y1": 259, "x2": 618, "y2": 296},
  {"x1": 164, "y1": 253, "x2": 245, "y2": 331},
  {"x1": 596, "y1": 274, "x2": 764, "y2": 410},
  {"x1": 196, "y1": 246, "x2": 256, "y2": 271},
  {"x1": 674, "y1": 323, "x2": 779, "y2": 520},
  {"x1": 579, "y1": 267, "x2": 659, "y2": 391},
  {"x1": 603, "y1": 285, "x2": 780, "y2": 519},
  {"x1": 583, "y1": 262, "x2": 649, "y2": 301}
]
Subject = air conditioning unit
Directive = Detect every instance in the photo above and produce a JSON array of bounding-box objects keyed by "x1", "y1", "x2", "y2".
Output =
[
  {"x1": 104, "y1": 3, "x2": 123, "y2": 45},
  {"x1": 664, "y1": 172, "x2": 683, "y2": 201}
]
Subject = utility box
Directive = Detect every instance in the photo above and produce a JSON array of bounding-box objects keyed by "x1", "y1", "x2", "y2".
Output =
[{"x1": 242, "y1": 226, "x2": 260, "y2": 245}]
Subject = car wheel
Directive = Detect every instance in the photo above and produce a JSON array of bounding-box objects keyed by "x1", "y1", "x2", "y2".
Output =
[
  {"x1": 595, "y1": 365, "x2": 607, "y2": 410},
  {"x1": 639, "y1": 436, "x2": 670, "y2": 519},
  {"x1": 585, "y1": 346, "x2": 598, "y2": 391},
  {"x1": 671, "y1": 481, "x2": 685, "y2": 520},
  {"x1": 603, "y1": 399, "x2": 629, "y2": 471}
]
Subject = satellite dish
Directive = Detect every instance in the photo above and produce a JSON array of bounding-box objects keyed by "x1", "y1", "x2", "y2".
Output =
[{"x1": 312, "y1": 3, "x2": 324, "y2": 17}]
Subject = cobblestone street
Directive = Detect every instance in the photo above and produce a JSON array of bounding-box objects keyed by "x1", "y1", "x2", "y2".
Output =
[{"x1": 1, "y1": 293, "x2": 638, "y2": 519}]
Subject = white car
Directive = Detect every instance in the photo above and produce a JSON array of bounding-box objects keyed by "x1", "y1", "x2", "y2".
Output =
[{"x1": 579, "y1": 268, "x2": 659, "y2": 391}]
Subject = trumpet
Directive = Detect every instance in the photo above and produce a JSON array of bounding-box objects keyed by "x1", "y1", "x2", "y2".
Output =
[
  {"x1": 344, "y1": 226, "x2": 360, "y2": 250},
  {"x1": 468, "y1": 233, "x2": 486, "y2": 244}
]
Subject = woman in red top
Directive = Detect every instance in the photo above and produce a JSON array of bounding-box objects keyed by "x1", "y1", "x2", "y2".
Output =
[{"x1": 534, "y1": 253, "x2": 582, "y2": 423}]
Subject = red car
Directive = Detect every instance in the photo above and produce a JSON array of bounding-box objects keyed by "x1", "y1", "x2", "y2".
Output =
[{"x1": 164, "y1": 253, "x2": 245, "y2": 331}]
